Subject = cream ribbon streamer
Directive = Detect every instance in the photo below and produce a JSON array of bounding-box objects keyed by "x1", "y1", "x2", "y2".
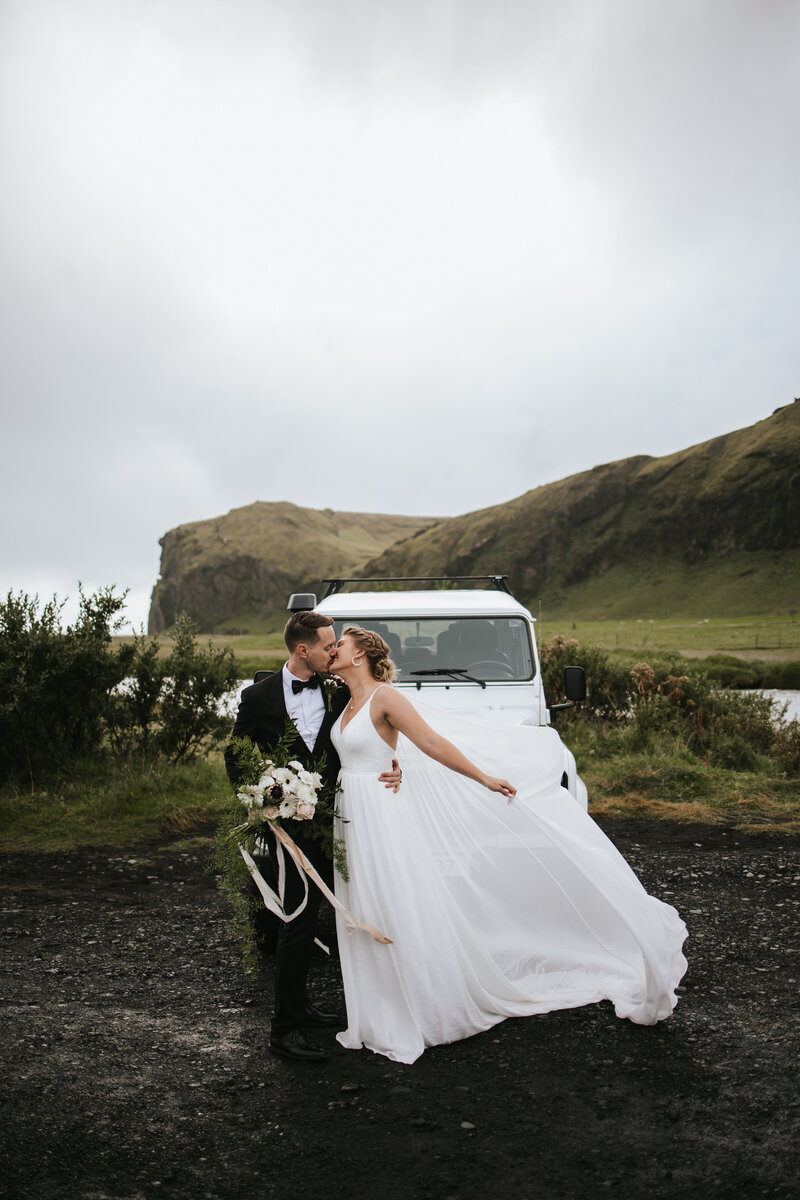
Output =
[{"x1": 238, "y1": 824, "x2": 393, "y2": 947}]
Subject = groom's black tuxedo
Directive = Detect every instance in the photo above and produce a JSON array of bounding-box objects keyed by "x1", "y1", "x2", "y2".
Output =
[
  {"x1": 224, "y1": 669, "x2": 347, "y2": 793},
  {"x1": 224, "y1": 670, "x2": 349, "y2": 1039}
]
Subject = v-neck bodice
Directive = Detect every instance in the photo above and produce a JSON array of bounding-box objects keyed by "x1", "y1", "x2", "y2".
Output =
[{"x1": 331, "y1": 690, "x2": 394, "y2": 775}]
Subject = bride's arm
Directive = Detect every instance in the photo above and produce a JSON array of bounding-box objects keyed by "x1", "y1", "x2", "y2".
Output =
[{"x1": 377, "y1": 689, "x2": 516, "y2": 799}]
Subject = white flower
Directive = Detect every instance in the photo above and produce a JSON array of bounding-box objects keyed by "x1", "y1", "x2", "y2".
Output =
[
  {"x1": 292, "y1": 782, "x2": 316, "y2": 806},
  {"x1": 297, "y1": 768, "x2": 321, "y2": 789},
  {"x1": 237, "y1": 752, "x2": 323, "y2": 828},
  {"x1": 237, "y1": 785, "x2": 264, "y2": 807}
]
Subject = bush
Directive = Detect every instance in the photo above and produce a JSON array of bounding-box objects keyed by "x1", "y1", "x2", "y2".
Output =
[
  {"x1": 540, "y1": 636, "x2": 633, "y2": 722},
  {"x1": 107, "y1": 615, "x2": 239, "y2": 763},
  {"x1": 772, "y1": 718, "x2": 800, "y2": 775},
  {"x1": 1, "y1": 590, "x2": 240, "y2": 788},
  {"x1": 691, "y1": 655, "x2": 800, "y2": 690},
  {"x1": 769, "y1": 660, "x2": 800, "y2": 689},
  {"x1": 626, "y1": 661, "x2": 783, "y2": 768},
  {"x1": 547, "y1": 634, "x2": 800, "y2": 780},
  {"x1": 156, "y1": 615, "x2": 239, "y2": 762},
  {"x1": 0, "y1": 587, "x2": 129, "y2": 786},
  {"x1": 695, "y1": 655, "x2": 764, "y2": 688}
]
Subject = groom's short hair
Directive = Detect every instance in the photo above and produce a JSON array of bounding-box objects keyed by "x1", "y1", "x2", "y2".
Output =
[{"x1": 284, "y1": 610, "x2": 335, "y2": 653}]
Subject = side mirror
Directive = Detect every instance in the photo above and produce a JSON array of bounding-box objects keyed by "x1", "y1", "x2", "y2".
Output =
[
  {"x1": 563, "y1": 666, "x2": 586, "y2": 702},
  {"x1": 287, "y1": 593, "x2": 317, "y2": 612},
  {"x1": 549, "y1": 665, "x2": 586, "y2": 721}
]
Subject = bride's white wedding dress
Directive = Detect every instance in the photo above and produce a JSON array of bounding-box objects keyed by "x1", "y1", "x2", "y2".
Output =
[{"x1": 331, "y1": 689, "x2": 688, "y2": 1065}]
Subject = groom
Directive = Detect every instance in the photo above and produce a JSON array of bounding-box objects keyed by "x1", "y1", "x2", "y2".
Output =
[{"x1": 224, "y1": 608, "x2": 401, "y2": 1063}]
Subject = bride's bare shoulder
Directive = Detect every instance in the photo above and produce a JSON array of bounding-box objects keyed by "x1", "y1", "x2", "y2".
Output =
[
  {"x1": 376, "y1": 685, "x2": 425, "y2": 726},
  {"x1": 377, "y1": 684, "x2": 409, "y2": 706}
]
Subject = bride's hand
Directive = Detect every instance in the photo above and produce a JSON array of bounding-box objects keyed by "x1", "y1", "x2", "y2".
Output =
[
  {"x1": 378, "y1": 758, "x2": 403, "y2": 793},
  {"x1": 483, "y1": 775, "x2": 516, "y2": 801}
]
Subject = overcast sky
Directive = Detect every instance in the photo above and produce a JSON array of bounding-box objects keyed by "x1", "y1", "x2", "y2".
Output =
[{"x1": 1, "y1": 0, "x2": 798, "y2": 630}]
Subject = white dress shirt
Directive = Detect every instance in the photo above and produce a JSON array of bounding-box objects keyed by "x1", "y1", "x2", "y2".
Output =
[{"x1": 282, "y1": 664, "x2": 326, "y2": 751}]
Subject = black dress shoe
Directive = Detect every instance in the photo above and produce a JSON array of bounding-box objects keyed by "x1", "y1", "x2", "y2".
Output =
[
  {"x1": 303, "y1": 1003, "x2": 344, "y2": 1028},
  {"x1": 269, "y1": 1029, "x2": 330, "y2": 1063}
]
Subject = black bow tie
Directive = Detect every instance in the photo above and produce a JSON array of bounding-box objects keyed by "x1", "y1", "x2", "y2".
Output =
[{"x1": 292, "y1": 676, "x2": 319, "y2": 694}]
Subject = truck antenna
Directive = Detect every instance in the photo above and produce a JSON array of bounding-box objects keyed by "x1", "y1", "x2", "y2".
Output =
[{"x1": 538, "y1": 597, "x2": 544, "y2": 727}]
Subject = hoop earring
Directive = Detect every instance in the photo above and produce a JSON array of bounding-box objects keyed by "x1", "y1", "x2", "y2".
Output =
[{"x1": 352, "y1": 656, "x2": 364, "y2": 667}]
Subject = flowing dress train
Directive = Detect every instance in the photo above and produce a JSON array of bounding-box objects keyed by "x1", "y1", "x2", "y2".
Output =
[{"x1": 331, "y1": 691, "x2": 687, "y2": 1064}]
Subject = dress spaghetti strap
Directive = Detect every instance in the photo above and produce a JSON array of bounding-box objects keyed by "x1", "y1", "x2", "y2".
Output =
[{"x1": 367, "y1": 683, "x2": 396, "y2": 750}]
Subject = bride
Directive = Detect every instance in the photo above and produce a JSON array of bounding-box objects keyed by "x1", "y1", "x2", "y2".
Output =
[{"x1": 328, "y1": 626, "x2": 688, "y2": 1065}]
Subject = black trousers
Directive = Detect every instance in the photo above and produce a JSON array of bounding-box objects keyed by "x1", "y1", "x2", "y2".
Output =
[{"x1": 260, "y1": 822, "x2": 333, "y2": 1037}]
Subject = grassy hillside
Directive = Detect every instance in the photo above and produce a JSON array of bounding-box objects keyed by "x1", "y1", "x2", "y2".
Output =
[
  {"x1": 361, "y1": 402, "x2": 800, "y2": 618},
  {"x1": 148, "y1": 403, "x2": 799, "y2": 631},
  {"x1": 148, "y1": 502, "x2": 437, "y2": 632}
]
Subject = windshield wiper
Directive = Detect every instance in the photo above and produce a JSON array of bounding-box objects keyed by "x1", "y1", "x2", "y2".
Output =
[{"x1": 408, "y1": 667, "x2": 486, "y2": 690}]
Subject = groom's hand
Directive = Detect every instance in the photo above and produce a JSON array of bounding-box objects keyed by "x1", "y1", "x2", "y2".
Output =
[{"x1": 379, "y1": 758, "x2": 402, "y2": 793}]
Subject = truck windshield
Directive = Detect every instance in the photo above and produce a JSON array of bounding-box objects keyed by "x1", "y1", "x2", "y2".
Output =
[{"x1": 333, "y1": 617, "x2": 535, "y2": 682}]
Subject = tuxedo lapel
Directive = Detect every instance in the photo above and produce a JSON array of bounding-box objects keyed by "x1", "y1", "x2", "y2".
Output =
[
  {"x1": 266, "y1": 667, "x2": 329, "y2": 763},
  {"x1": 263, "y1": 668, "x2": 288, "y2": 719},
  {"x1": 259, "y1": 670, "x2": 301, "y2": 754}
]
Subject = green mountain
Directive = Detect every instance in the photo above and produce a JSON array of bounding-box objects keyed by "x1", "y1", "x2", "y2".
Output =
[
  {"x1": 147, "y1": 503, "x2": 438, "y2": 632},
  {"x1": 360, "y1": 401, "x2": 800, "y2": 618},
  {"x1": 149, "y1": 404, "x2": 800, "y2": 631}
]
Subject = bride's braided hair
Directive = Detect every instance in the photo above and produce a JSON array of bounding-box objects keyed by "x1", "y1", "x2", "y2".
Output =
[{"x1": 344, "y1": 626, "x2": 397, "y2": 683}]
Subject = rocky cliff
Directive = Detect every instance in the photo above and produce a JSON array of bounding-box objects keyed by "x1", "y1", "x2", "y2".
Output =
[{"x1": 148, "y1": 502, "x2": 438, "y2": 632}]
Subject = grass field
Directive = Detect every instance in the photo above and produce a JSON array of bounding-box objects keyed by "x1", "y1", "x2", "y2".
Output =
[
  {"x1": 116, "y1": 613, "x2": 800, "y2": 678},
  {"x1": 0, "y1": 758, "x2": 231, "y2": 854},
  {"x1": 537, "y1": 614, "x2": 800, "y2": 659}
]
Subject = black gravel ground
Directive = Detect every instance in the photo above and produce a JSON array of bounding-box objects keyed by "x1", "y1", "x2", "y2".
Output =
[{"x1": 2, "y1": 819, "x2": 799, "y2": 1200}]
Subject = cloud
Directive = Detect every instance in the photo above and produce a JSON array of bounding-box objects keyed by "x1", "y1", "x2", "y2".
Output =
[{"x1": 0, "y1": 0, "x2": 797, "y2": 628}]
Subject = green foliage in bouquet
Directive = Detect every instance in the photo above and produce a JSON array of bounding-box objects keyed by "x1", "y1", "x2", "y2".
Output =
[{"x1": 211, "y1": 720, "x2": 346, "y2": 972}]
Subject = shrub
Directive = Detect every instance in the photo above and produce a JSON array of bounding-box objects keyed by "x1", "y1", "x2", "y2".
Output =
[
  {"x1": 1, "y1": 590, "x2": 240, "y2": 787},
  {"x1": 106, "y1": 632, "x2": 165, "y2": 758},
  {"x1": 156, "y1": 615, "x2": 239, "y2": 762},
  {"x1": 108, "y1": 615, "x2": 239, "y2": 763},
  {"x1": 549, "y1": 635, "x2": 799, "y2": 781},
  {"x1": 540, "y1": 636, "x2": 633, "y2": 721},
  {"x1": 769, "y1": 660, "x2": 800, "y2": 689},
  {"x1": 695, "y1": 655, "x2": 763, "y2": 688},
  {"x1": 772, "y1": 718, "x2": 800, "y2": 775},
  {"x1": 0, "y1": 587, "x2": 128, "y2": 787}
]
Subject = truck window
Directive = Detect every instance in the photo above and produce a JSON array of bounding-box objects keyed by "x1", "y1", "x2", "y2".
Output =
[{"x1": 333, "y1": 617, "x2": 535, "y2": 682}]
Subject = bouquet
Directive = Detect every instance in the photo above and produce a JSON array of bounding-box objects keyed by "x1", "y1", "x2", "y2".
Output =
[
  {"x1": 237, "y1": 759, "x2": 324, "y2": 824},
  {"x1": 226, "y1": 720, "x2": 344, "y2": 862},
  {"x1": 212, "y1": 720, "x2": 346, "y2": 971}
]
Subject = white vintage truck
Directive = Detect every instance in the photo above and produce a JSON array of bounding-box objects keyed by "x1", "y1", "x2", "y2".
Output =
[{"x1": 288, "y1": 575, "x2": 588, "y2": 809}]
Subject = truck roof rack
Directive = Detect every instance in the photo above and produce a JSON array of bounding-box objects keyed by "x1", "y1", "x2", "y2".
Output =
[{"x1": 321, "y1": 576, "x2": 513, "y2": 598}]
